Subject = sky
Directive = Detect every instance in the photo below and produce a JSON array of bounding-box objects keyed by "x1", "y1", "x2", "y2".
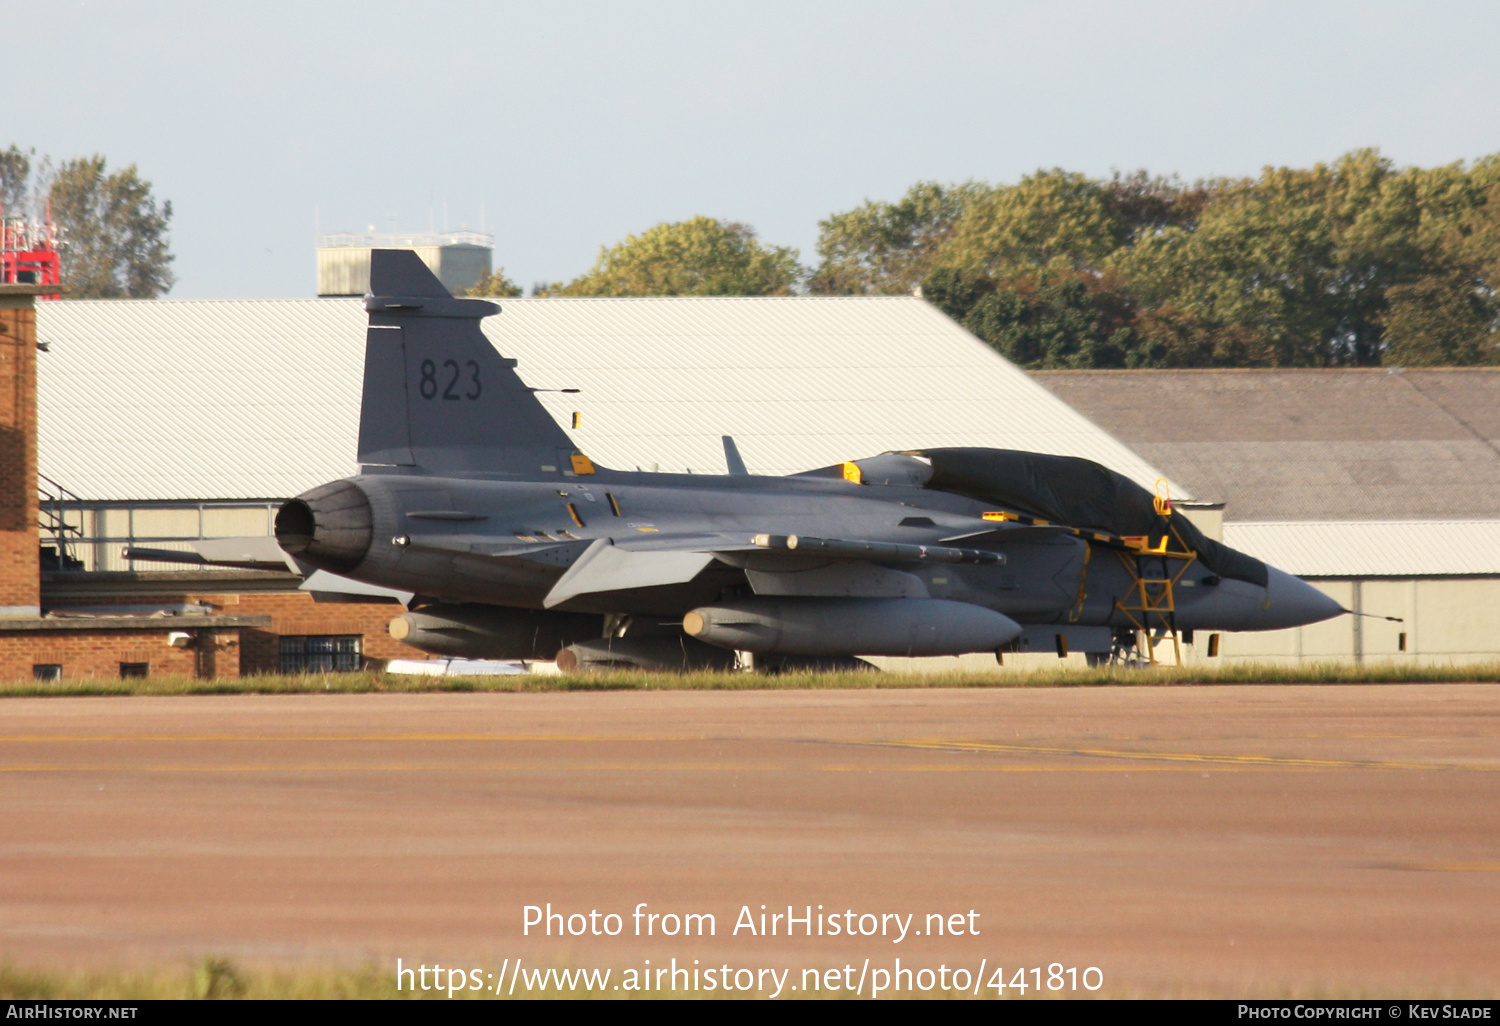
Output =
[{"x1": 11, "y1": 0, "x2": 1500, "y2": 298}]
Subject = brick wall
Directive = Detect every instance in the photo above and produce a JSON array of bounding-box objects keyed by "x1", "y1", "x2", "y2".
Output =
[
  {"x1": 42, "y1": 588, "x2": 416, "y2": 676},
  {"x1": 1, "y1": 283, "x2": 420, "y2": 676},
  {"x1": 0, "y1": 298, "x2": 39, "y2": 613},
  {"x1": 0, "y1": 627, "x2": 241, "y2": 682},
  {"x1": 227, "y1": 592, "x2": 413, "y2": 673}
]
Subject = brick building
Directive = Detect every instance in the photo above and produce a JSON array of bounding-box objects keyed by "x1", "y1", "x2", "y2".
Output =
[{"x1": 1, "y1": 286, "x2": 411, "y2": 682}]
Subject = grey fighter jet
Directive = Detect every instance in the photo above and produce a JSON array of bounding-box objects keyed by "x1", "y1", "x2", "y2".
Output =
[{"x1": 273, "y1": 250, "x2": 1343, "y2": 671}]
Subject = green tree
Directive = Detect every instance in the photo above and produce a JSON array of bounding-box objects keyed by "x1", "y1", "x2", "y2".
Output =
[
  {"x1": 922, "y1": 266, "x2": 1139, "y2": 369},
  {"x1": 1130, "y1": 305, "x2": 1275, "y2": 368},
  {"x1": 464, "y1": 267, "x2": 523, "y2": 297},
  {"x1": 0, "y1": 144, "x2": 32, "y2": 214},
  {"x1": 1382, "y1": 271, "x2": 1497, "y2": 365},
  {"x1": 48, "y1": 156, "x2": 174, "y2": 298},
  {"x1": 554, "y1": 216, "x2": 801, "y2": 297},
  {"x1": 812, "y1": 172, "x2": 1208, "y2": 298},
  {"x1": 1368, "y1": 158, "x2": 1499, "y2": 365},
  {"x1": 1458, "y1": 156, "x2": 1500, "y2": 287},
  {"x1": 809, "y1": 181, "x2": 990, "y2": 294},
  {"x1": 1120, "y1": 156, "x2": 1328, "y2": 364},
  {"x1": 1104, "y1": 169, "x2": 1209, "y2": 241},
  {"x1": 1114, "y1": 149, "x2": 1496, "y2": 366},
  {"x1": 878, "y1": 151, "x2": 1500, "y2": 367},
  {"x1": 939, "y1": 169, "x2": 1127, "y2": 278}
]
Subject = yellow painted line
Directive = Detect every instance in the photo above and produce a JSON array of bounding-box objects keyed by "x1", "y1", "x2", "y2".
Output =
[
  {"x1": 8, "y1": 731, "x2": 1496, "y2": 747},
  {"x1": 0, "y1": 761, "x2": 1293, "y2": 775},
  {"x1": 3, "y1": 733, "x2": 1489, "y2": 772},
  {"x1": 0, "y1": 763, "x2": 754, "y2": 774},
  {"x1": 881, "y1": 738, "x2": 1489, "y2": 772},
  {"x1": 1101, "y1": 733, "x2": 1496, "y2": 741},
  {"x1": 817, "y1": 764, "x2": 1231, "y2": 773},
  {"x1": 0, "y1": 734, "x2": 687, "y2": 743}
]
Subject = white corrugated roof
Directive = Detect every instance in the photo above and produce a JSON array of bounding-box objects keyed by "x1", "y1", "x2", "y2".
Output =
[
  {"x1": 1224, "y1": 521, "x2": 1500, "y2": 577},
  {"x1": 36, "y1": 296, "x2": 1171, "y2": 501}
]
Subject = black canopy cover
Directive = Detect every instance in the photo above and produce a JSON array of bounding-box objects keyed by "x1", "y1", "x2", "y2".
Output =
[{"x1": 918, "y1": 448, "x2": 1268, "y2": 588}]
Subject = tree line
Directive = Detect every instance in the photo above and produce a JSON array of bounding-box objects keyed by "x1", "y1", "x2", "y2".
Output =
[
  {"x1": 10, "y1": 140, "x2": 1498, "y2": 367},
  {"x1": 1, "y1": 145, "x2": 174, "y2": 299},
  {"x1": 479, "y1": 149, "x2": 1500, "y2": 368}
]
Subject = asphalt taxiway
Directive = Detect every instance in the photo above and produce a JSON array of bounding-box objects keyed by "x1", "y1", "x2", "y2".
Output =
[{"x1": 2, "y1": 685, "x2": 1497, "y2": 996}]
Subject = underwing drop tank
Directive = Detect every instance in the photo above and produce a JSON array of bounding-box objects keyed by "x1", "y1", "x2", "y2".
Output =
[
  {"x1": 390, "y1": 604, "x2": 603, "y2": 660},
  {"x1": 683, "y1": 597, "x2": 1022, "y2": 656}
]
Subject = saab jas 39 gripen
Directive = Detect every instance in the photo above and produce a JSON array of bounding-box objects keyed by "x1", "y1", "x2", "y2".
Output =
[{"x1": 271, "y1": 250, "x2": 1343, "y2": 671}]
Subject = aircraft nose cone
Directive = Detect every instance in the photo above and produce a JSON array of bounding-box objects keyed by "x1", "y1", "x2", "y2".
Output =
[{"x1": 1262, "y1": 566, "x2": 1344, "y2": 630}]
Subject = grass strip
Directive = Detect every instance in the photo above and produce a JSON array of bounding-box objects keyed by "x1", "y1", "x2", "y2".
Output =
[
  {"x1": 1, "y1": 958, "x2": 1482, "y2": 1000},
  {"x1": 1, "y1": 959, "x2": 540, "y2": 1000},
  {"x1": 1, "y1": 661, "x2": 1496, "y2": 697}
]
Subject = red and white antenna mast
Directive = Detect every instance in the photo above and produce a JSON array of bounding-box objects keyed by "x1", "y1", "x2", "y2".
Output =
[{"x1": 0, "y1": 198, "x2": 62, "y2": 298}]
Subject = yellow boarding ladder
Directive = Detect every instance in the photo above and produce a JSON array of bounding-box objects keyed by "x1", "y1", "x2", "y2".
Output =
[{"x1": 1112, "y1": 480, "x2": 1198, "y2": 666}]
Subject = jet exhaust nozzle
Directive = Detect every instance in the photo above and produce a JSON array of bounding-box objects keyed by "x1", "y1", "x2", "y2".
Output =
[
  {"x1": 683, "y1": 597, "x2": 1022, "y2": 656},
  {"x1": 274, "y1": 480, "x2": 374, "y2": 574}
]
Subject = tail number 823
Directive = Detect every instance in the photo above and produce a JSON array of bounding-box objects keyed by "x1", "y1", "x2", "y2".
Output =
[{"x1": 419, "y1": 358, "x2": 482, "y2": 401}]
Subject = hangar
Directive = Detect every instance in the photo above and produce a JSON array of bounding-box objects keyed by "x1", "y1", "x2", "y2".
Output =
[
  {"x1": 1035, "y1": 369, "x2": 1500, "y2": 665},
  {"x1": 9, "y1": 292, "x2": 1169, "y2": 680}
]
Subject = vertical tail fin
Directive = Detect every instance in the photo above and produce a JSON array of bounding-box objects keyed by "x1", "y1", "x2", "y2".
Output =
[
  {"x1": 356, "y1": 250, "x2": 576, "y2": 476},
  {"x1": 722, "y1": 435, "x2": 749, "y2": 476}
]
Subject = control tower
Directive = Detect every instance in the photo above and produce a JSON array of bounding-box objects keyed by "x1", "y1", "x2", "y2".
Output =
[{"x1": 316, "y1": 231, "x2": 493, "y2": 297}]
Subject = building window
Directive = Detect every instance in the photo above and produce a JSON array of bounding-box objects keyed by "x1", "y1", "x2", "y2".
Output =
[
  {"x1": 279, "y1": 635, "x2": 362, "y2": 674},
  {"x1": 119, "y1": 663, "x2": 149, "y2": 679},
  {"x1": 33, "y1": 664, "x2": 61, "y2": 682}
]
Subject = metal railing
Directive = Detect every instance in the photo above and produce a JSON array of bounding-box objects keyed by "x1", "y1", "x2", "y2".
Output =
[
  {"x1": 35, "y1": 498, "x2": 283, "y2": 572},
  {"x1": 37, "y1": 474, "x2": 85, "y2": 569}
]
